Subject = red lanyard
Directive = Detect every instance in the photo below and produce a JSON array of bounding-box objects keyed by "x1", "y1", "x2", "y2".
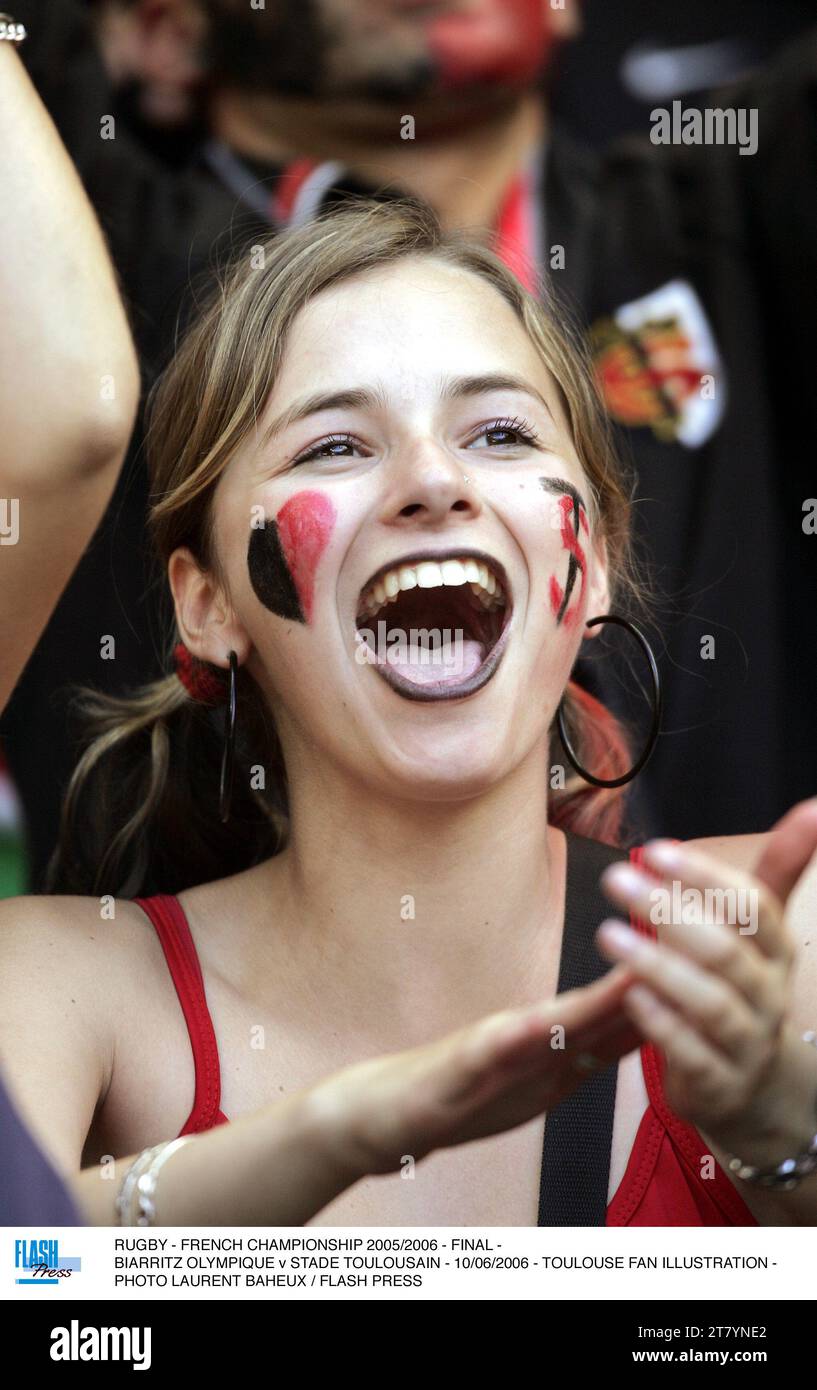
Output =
[
  {"x1": 493, "y1": 165, "x2": 540, "y2": 293},
  {"x1": 205, "y1": 140, "x2": 542, "y2": 289}
]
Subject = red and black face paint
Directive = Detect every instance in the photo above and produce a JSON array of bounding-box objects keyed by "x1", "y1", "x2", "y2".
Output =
[
  {"x1": 248, "y1": 490, "x2": 336, "y2": 624},
  {"x1": 539, "y1": 476, "x2": 589, "y2": 627}
]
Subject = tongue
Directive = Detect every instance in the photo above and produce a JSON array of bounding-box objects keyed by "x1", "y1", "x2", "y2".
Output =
[{"x1": 381, "y1": 636, "x2": 485, "y2": 686}]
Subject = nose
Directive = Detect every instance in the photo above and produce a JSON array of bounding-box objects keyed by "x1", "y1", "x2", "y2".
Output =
[{"x1": 381, "y1": 440, "x2": 482, "y2": 531}]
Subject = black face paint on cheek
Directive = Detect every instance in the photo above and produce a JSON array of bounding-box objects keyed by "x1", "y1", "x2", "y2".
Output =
[
  {"x1": 247, "y1": 523, "x2": 306, "y2": 624},
  {"x1": 539, "y1": 476, "x2": 589, "y2": 627}
]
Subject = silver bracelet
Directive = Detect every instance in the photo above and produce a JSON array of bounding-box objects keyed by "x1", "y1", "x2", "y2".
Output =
[
  {"x1": 133, "y1": 1138, "x2": 191, "y2": 1226},
  {"x1": 115, "y1": 1145, "x2": 164, "y2": 1226},
  {"x1": 727, "y1": 1030, "x2": 817, "y2": 1192},
  {"x1": 0, "y1": 14, "x2": 27, "y2": 43}
]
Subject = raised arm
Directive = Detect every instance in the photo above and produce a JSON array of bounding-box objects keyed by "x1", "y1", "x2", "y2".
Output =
[{"x1": 0, "y1": 41, "x2": 139, "y2": 711}]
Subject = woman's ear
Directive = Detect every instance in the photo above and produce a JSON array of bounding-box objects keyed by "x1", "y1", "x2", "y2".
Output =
[
  {"x1": 582, "y1": 533, "x2": 611, "y2": 637},
  {"x1": 168, "y1": 546, "x2": 250, "y2": 668}
]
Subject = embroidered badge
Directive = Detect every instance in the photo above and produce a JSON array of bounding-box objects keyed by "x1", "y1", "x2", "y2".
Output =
[{"x1": 591, "y1": 279, "x2": 726, "y2": 447}]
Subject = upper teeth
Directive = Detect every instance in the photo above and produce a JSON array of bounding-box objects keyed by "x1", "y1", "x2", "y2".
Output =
[{"x1": 358, "y1": 556, "x2": 506, "y2": 619}]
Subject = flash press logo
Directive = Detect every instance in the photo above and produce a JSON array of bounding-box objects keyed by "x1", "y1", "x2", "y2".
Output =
[
  {"x1": 14, "y1": 1237, "x2": 81, "y2": 1286},
  {"x1": 50, "y1": 1321, "x2": 152, "y2": 1371}
]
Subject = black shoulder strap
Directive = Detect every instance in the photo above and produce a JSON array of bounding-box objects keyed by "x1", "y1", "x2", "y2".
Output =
[{"x1": 537, "y1": 831, "x2": 625, "y2": 1226}]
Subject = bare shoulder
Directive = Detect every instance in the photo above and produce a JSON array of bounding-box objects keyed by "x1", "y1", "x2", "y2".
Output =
[
  {"x1": 0, "y1": 890, "x2": 163, "y2": 947},
  {"x1": 0, "y1": 893, "x2": 171, "y2": 1172},
  {"x1": 0, "y1": 892, "x2": 172, "y2": 1009}
]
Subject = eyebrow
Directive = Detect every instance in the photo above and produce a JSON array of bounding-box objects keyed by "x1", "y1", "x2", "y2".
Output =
[{"x1": 260, "y1": 372, "x2": 556, "y2": 448}]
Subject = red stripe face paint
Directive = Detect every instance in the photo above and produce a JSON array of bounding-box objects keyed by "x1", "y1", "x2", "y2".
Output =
[
  {"x1": 539, "y1": 477, "x2": 589, "y2": 627},
  {"x1": 248, "y1": 490, "x2": 336, "y2": 625},
  {"x1": 425, "y1": 0, "x2": 553, "y2": 88},
  {"x1": 549, "y1": 575, "x2": 565, "y2": 623}
]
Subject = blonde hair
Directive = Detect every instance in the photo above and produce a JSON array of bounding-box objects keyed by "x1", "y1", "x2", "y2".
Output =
[{"x1": 49, "y1": 198, "x2": 637, "y2": 897}]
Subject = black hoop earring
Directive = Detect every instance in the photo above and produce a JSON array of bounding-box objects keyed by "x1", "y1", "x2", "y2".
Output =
[
  {"x1": 219, "y1": 651, "x2": 238, "y2": 823},
  {"x1": 556, "y1": 615, "x2": 662, "y2": 789}
]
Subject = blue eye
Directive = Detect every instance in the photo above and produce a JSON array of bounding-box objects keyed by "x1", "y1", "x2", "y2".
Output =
[
  {"x1": 293, "y1": 433, "x2": 362, "y2": 465},
  {"x1": 291, "y1": 414, "x2": 541, "y2": 466},
  {"x1": 469, "y1": 416, "x2": 541, "y2": 449}
]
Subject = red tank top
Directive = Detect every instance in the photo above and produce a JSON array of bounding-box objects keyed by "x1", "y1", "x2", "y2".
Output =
[{"x1": 133, "y1": 845, "x2": 757, "y2": 1227}]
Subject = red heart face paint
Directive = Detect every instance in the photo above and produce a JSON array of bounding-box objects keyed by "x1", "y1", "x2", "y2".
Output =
[
  {"x1": 539, "y1": 477, "x2": 589, "y2": 628},
  {"x1": 424, "y1": 0, "x2": 554, "y2": 88},
  {"x1": 248, "y1": 490, "x2": 336, "y2": 624}
]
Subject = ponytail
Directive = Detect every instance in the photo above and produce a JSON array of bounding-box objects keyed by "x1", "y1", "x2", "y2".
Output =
[
  {"x1": 47, "y1": 664, "x2": 286, "y2": 897},
  {"x1": 548, "y1": 682, "x2": 633, "y2": 846}
]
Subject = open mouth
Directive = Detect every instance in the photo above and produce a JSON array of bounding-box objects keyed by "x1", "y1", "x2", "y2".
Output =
[{"x1": 354, "y1": 549, "x2": 512, "y2": 702}]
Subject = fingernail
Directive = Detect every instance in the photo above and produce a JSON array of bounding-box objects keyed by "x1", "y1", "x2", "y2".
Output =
[
  {"x1": 644, "y1": 839, "x2": 683, "y2": 869},
  {"x1": 603, "y1": 863, "x2": 643, "y2": 895},
  {"x1": 597, "y1": 919, "x2": 638, "y2": 954}
]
